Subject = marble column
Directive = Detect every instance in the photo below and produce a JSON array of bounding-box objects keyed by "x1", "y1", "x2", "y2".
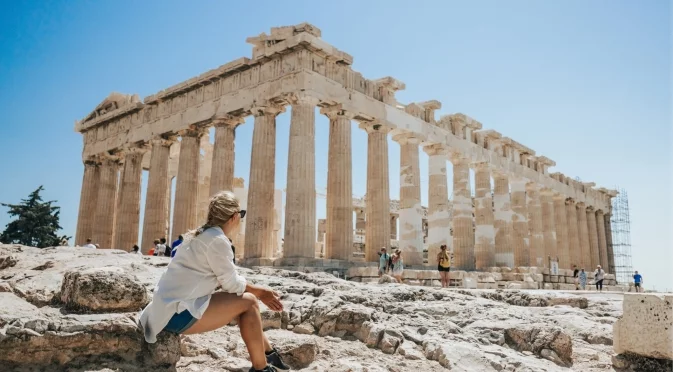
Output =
[
  {"x1": 424, "y1": 145, "x2": 450, "y2": 267},
  {"x1": 605, "y1": 214, "x2": 615, "y2": 274},
  {"x1": 473, "y1": 162, "x2": 495, "y2": 270},
  {"x1": 210, "y1": 117, "x2": 244, "y2": 196},
  {"x1": 362, "y1": 123, "x2": 391, "y2": 262},
  {"x1": 540, "y1": 188, "x2": 557, "y2": 265},
  {"x1": 92, "y1": 156, "x2": 121, "y2": 248},
  {"x1": 355, "y1": 207, "x2": 366, "y2": 240},
  {"x1": 493, "y1": 171, "x2": 514, "y2": 268},
  {"x1": 284, "y1": 95, "x2": 318, "y2": 258},
  {"x1": 113, "y1": 146, "x2": 146, "y2": 251},
  {"x1": 565, "y1": 199, "x2": 581, "y2": 268},
  {"x1": 511, "y1": 177, "x2": 529, "y2": 267},
  {"x1": 322, "y1": 107, "x2": 353, "y2": 261},
  {"x1": 450, "y1": 154, "x2": 474, "y2": 270},
  {"x1": 390, "y1": 215, "x2": 398, "y2": 240},
  {"x1": 586, "y1": 206, "x2": 600, "y2": 268},
  {"x1": 171, "y1": 128, "x2": 206, "y2": 241},
  {"x1": 596, "y1": 210, "x2": 609, "y2": 271},
  {"x1": 553, "y1": 194, "x2": 570, "y2": 269},
  {"x1": 576, "y1": 202, "x2": 591, "y2": 269},
  {"x1": 141, "y1": 138, "x2": 174, "y2": 253},
  {"x1": 245, "y1": 105, "x2": 283, "y2": 259},
  {"x1": 394, "y1": 133, "x2": 423, "y2": 266},
  {"x1": 75, "y1": 159, "x2": 100, "y2": 245},
  {"x1": 526, "y1": 183, "x2": 544, "y2": 267}
]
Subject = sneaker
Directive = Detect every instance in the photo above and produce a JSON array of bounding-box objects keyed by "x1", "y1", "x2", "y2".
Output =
[
  {"x1": 266, "y1": 348, "x2": 291, "y2": 371},
  {"x1": 248, "y1": 365, "x2": 278, "y2": 372}
]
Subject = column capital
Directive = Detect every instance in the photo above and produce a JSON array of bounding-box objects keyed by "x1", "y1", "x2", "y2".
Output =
[
  {"x1": 178, "y1": 126, "x2": 209, "y2": 138},
  {"x1": 422, "y1": 143, "x2": 449, "y2": 156},
  {"x1": 525, "y1": 181, "x2": 540, "y2": 191},
  {"x1": 98, "y1": 152, "x2": 123, "y2": 166},
  {"x1": 250, "y1": 104, "x2": 285, "y2": 117},
  {"x1": 576, "y1": 201, "x2": 586, "y2": 208},
  {"x1": 151, "y1": 135, "x2": 177, "y2": 148},
  {"x1": 565, "y1": 197, "x2": 576, "y2": 205},
  {"x1": 83, "y1": 155, "x2": 101, "y2": 166},
  {"x1": 469, "y1": 161, "x2": 490, "y2": 171},
  {"x1": 449, "y1": 151, "x2": 468, "y2": 165},
  {"x1": 391, "y1": 131, "x2": 423, "y2": 145},
  {"x1": 540, "y1": 187, "x2": 555, "y2": 196},
  {"x1": 358, "y1": 122, "x2": 393, "y2": 134},
  {"x1": 287, "y1": 92, "x2": 320, "y2": 106},
  {"x1": 321, "y1": 105, "x2": 356, "y2": 120},
  {"x1": 586, "y1": 205, "x2": 595, "y2": 212},
  {"x1": 213, "y1": 114, "x2": 245, "y2": 127},
  {"x1": 596, "y1": 208, "x2": 605, "y2": 215}
]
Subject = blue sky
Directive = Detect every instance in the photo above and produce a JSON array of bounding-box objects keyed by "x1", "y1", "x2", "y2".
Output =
[{"x1": 1, "y1": 1, "x2": 670, "y2": 289}]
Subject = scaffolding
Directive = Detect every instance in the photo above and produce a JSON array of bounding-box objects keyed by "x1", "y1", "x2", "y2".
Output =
[{"x1": 611, "y1": 188, "x2": 633, "y2": 284}]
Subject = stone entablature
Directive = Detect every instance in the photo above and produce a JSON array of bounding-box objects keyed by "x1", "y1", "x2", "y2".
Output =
[{"x1": 74, "y1": 23, "x2": 612, "y2": 212}]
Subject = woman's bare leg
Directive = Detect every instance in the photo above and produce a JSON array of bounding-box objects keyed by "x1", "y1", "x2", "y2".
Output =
[{"x1": 183, "y1": 292, "x2": 267, "y2": 370}]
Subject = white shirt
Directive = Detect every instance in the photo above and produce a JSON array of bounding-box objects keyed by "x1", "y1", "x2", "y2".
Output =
[
  {"x1": 83, "y1": 243, "x2": 96, "y2": 249},
  {"x1": 139, "y1": 227, "x2": 246, "y2": 343},
  {"x1": 594, "y1": 269, "x2": 605, "y2": 281}
]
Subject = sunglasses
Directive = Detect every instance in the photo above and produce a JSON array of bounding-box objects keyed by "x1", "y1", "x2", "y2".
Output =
[{"x1": 238, "y1": 210, "x2": 246, "y2": 218}]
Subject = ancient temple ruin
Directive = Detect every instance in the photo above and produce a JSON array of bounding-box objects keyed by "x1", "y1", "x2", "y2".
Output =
[{"x1": 74, "y1": 23, "x2": 617, "y2": 274}]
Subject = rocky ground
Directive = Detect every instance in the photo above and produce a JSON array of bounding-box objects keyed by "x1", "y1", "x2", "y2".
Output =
[{"x1": 0, "y1": 244, "x2": 630, "y2": 371}]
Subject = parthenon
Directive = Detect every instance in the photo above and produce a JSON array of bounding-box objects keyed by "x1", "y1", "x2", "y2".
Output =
[{"x1": 74, "y1": 23, "x2": 617, "y2": 274}]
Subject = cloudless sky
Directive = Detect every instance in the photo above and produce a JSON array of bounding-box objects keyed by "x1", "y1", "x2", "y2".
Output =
[{"x1": 1, "y1": 1, "x2": 670, "y2": 289}]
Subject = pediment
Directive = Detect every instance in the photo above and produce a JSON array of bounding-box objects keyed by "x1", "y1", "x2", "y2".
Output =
[{"x1": 82, "y1": 92, "x2": 140, "y2": 123}]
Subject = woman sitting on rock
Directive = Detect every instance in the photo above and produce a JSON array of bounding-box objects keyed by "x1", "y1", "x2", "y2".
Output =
[{"x1": 139, "y1": 191, "x2": 290, "y2": 372}]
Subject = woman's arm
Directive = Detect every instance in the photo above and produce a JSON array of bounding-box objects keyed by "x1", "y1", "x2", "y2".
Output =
[{"x1": 204, "y1": 238, "x2": 247, "y2": 296}]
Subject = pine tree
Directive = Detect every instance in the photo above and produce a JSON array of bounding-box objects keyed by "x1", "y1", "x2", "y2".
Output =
[{"x1": 0, "y1": 186, "x2": 70, "y2": 248}]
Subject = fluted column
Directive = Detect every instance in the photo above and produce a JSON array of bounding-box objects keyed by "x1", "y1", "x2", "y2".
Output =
[
  {"x1": 75, "y1": 158, "x2": 100, "y2": 245},
  {"x1": 92, "y1": 155, "x2": 121, "y2": 248},
  {"x1": 526, "y1": 183, "x2": 544, "y2": 267},
  {"x1": 576, "y1": 202, "x2": 591, "y2": 269},
  {"x1": 511, "y1": 177, "x2": 529, "y2": 267},
  {"x1": 322, "y1": 107, "x2": 353, "y2": 260},
  {"x1": 171, "y1": 128, "x2": 207, "y2": 240},
  {"x1": 394, "y1": 133, "x2": 423, "y2": 266},
  {"x1": 450, "y1": 154, "x2": 474, "y2": 270},
  {"x1": 473, "y1": 162, "x2": 495, "y2": 269},
  {"x1": 361, "y1": 123, "x2": 391, "y2": 261},
  {"x1": 493, "y1": 171, "x2": 513, "y2": 268},
  {"x1": 283, "y1": 95, "x2": 318, "y2": 258},
  {"x1": 245, "y1": 105, "x2": 283, "y2": 259},
  {"x1": 424, "y1": 145, "x2": 450, "y2": 267},
  {"x1": 390, "y1": 215, "x2": 398, "y2": 240},
  {"x1": 605, "y1": 214, "x2": 615, "y2": 274},
  {"x1": 141, "y1": 137, "x2": 174, "y2": 253},
  {"x1": 553, "y1": 194, "x2": 570, "y2": 269},
  {"x1": 210, "y1": 116, "x2": 244, "y2": 196},
  {"x1": 355, "y1": 207, "x2": 366, "y2": 240},
  {"x1": 540, "y1": 188, "x2": 557, "y2": 266},
  {"x1": 113, "y1": 146, "x2": 147, "y2": 251},
  {"x1": 565, "y1": 198, "x2": 581, "y2": 268},
  {"x1": 596, "y1": 210, "x2": 609, "y2": 271},
  {"x1": 586, "y1": 206, "x2": 600, "y2": 268}
]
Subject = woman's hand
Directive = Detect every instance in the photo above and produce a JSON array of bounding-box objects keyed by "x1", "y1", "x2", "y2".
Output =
[{"x1": 247, "y1": 284, "x2": 283, "y2": 311}]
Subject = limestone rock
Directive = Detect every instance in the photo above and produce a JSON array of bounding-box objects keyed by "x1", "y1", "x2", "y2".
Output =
[
  {"x1": 504, "y1": 324, "x2": 573, "y2": 366},
  {"x1": 0, "y1": 255, "x2": 17, "y2": 270},
  {"x1": 274, "y1": 335, "x2": 318, "y2": 369},
  {"x1": 614, "y1": 293, "x2": 673, "y2": 360},
  {"x1": 60, "y1": 267, "x2": 148, "y2": 312}
]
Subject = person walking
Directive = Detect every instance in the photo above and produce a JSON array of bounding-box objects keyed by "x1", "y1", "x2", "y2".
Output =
[
  {"x1": 579, "y1": 268, "x2": 587, "y2": 290},
  {"x1": 378, "y1": 248, "x2": 390, "y2": 277},
  {"x1": 572, "y1": 265, "x2": 580, "y2": 290},
  {"x1": 594, "y1": 265, "x2": 605, "y2": 292},
  {"x1": 139, "y1": 191, "x2": 289, "y2": 372},
  {"x1": 391, "y1": 250, "x2": 404, "y2": 283},
  {"x1": 437, "y1": 244, "x2": 451, "y2": 288},
  {"x1": 633, "y1": 271, "x2": 644, "y2": 292}
]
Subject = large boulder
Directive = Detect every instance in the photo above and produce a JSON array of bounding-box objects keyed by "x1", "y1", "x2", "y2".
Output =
[
  {"x1": 505, "y1": 324, "x2": 573, "y2": 366},
  {"x1": 60, "y1": 267, "x2": 148, "y2": 312},
  {"x1": 614, "y1": 293, "x2": 673, "y2": 361}
]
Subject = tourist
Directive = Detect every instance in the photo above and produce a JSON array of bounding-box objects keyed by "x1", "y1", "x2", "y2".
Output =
[
  {"x1": 633, "y1": 271, "x2": 643, "y2": 292},
  {"x1": 60, "y1": 237, "x2": 69, "y2": 246},
  {"x1": 150, "y1": 239, "x2": 160, "y2": 256},
  {"x1": 132, "y1": 244, "x2": 142, "y2": 255},
  {"x1": 594, "y1": 265, "x2": 605, "y2": 292},
  {"x1": 579, "y1": 268, "x2": 587, "y2": 290},
  {"x1": 94, "y1": 244, "x2": 100, "y2": 249},
  {"x1": 139, "y1": 191, "x2": 287, "y2": 372},
  {"x1": 83, "y1": 238, "x2": 96, "y2": 249},
  {"x1": 437, "y1": 244, "x2": 451, "y2": 288},
  {"x1": 378, "y1": 248, "x2": 390, "y2": 277},
  {"x1": 572, "y1": 265, "x2": 579, "y2": 290},
  {"x1": 155, "y1": 239, "x2": 167, "y2": 257},
  {"x1": 391, "y1": 249, "x2": 404, "y2": 283},
  {"x1": 170, "y1": 235, "x2": 183, "y2": 257},
  {"x1": 161, "y1": 238, "x2": 171, "y2": 257}
]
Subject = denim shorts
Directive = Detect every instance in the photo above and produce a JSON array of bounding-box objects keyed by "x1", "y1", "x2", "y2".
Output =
[{"x1": 163, "y1": 310, "x2": 198, "y2": 334}]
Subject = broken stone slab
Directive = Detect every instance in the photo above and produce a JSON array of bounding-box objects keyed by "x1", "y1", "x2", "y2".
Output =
[
  {"x1": 614, "y1": 293, "x2": 673, "y2": 360},
  {"x1": 504, "y1": 323, "x2": 573, "y2": 366},
  {"x1": 60, "y1": 267, "x2": 148, "y2": 313}
]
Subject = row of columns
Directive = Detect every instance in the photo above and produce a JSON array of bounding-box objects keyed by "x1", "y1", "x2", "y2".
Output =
[{"x1": 75, "y1": 95, "x2": 614, "y2": 272}]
